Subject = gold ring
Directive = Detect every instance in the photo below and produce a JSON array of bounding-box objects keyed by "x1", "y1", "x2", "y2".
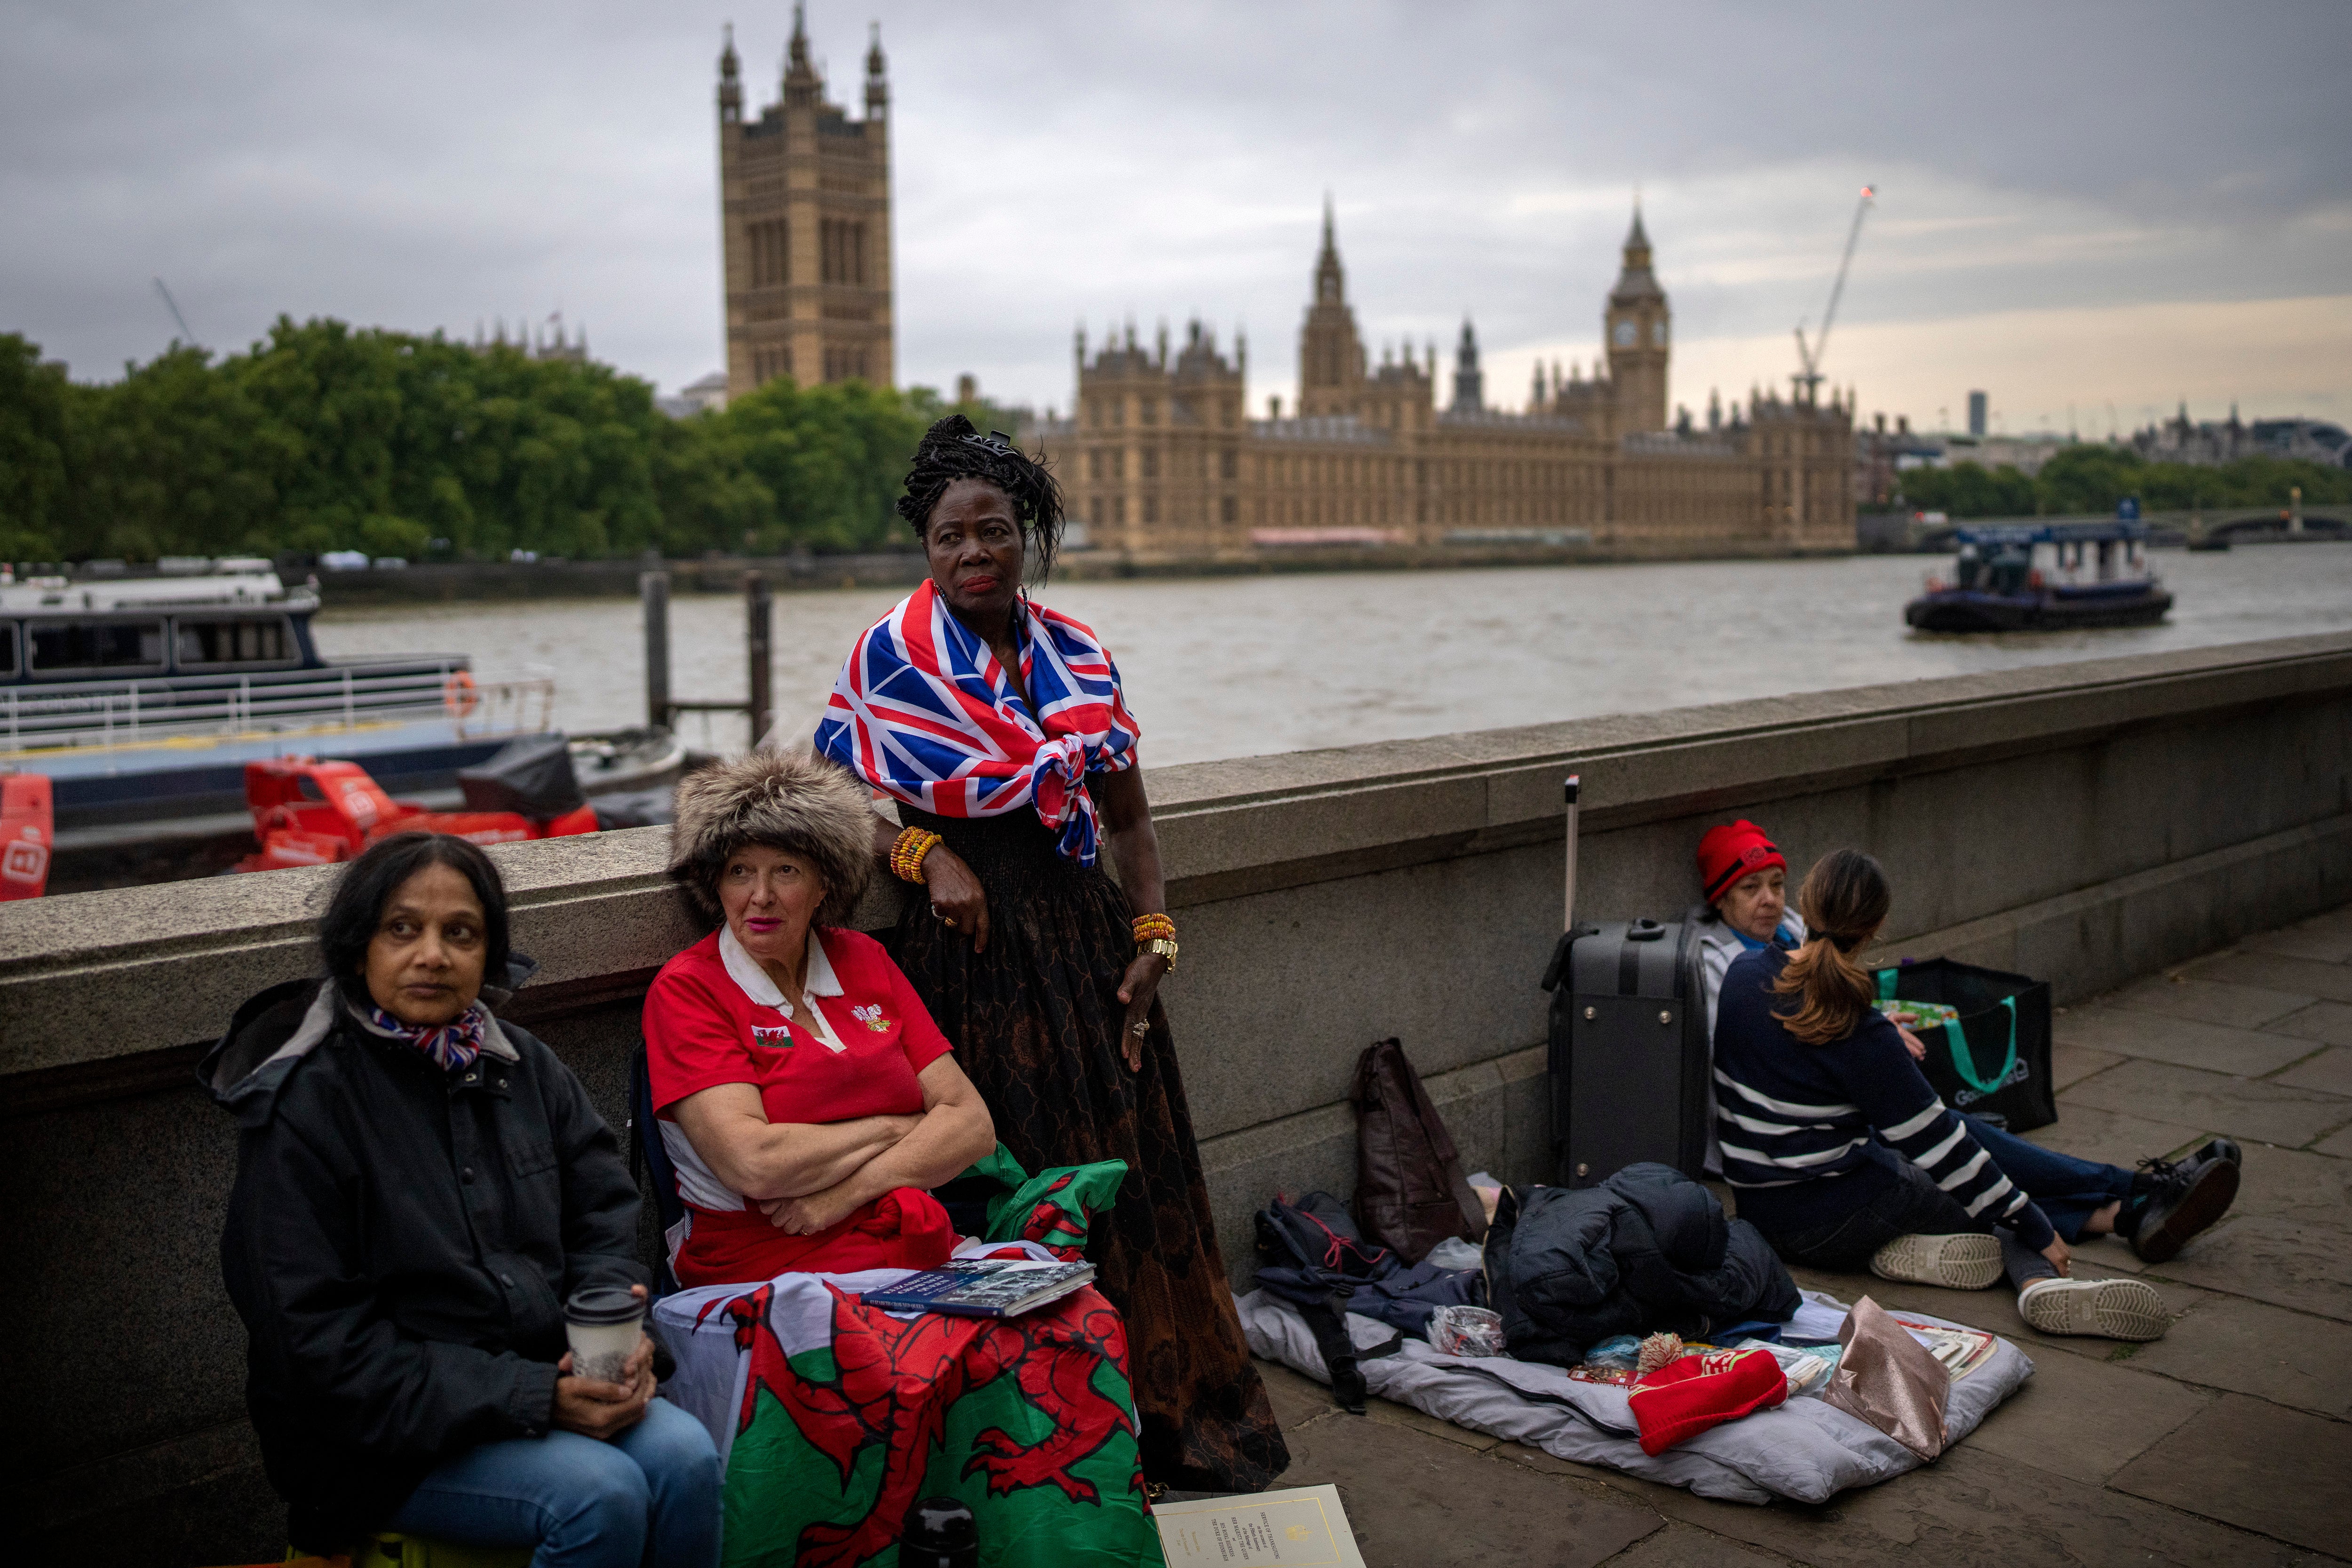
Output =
[{"x1": 942, "y1": 916, "x2": 957, "y2": 928}]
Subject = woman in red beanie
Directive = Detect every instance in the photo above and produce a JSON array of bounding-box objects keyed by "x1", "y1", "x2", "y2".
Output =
[{"x1": 1695, "y1": 821, "x2": 1806, "y2": 1043}]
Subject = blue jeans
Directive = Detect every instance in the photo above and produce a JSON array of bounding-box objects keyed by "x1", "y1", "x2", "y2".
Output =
[
  {"x1": 1765, "y1": 1114, "x2": 2138, "y2": 1288},
  {"x1": 386, "y1": 1396, "x2": 721, "y2": 1568},
  {"x1": 1963, "y1": 1112, "x2": 2135, "y2": 1243}
]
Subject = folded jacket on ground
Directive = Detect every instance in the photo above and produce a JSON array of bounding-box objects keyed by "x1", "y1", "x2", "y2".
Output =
[{"x1": 1483, "y1": 1162, "x2": 1801, "y2": 1366}]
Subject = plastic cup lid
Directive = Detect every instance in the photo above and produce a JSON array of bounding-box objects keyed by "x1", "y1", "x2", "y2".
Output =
[{"x1": 565, "y1": 1284, "x2": 644, "y2": 1325}]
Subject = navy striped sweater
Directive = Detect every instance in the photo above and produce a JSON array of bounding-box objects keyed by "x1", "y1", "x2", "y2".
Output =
[{"x1": 1713, "y1": 948, "x2": 2053, "y2": 1253}]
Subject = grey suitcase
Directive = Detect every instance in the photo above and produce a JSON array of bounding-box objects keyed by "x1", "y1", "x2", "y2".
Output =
[{"x1": 1536, "y1": 775, "x2": 1712, "y2": 1186}]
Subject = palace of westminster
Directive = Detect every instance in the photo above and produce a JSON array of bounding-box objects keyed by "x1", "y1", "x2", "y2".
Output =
[{"x1": 715, "y1": 12, "x2": 1856, "y2": 558}]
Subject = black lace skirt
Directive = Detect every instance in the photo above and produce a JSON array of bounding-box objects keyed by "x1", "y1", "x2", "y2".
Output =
[{"x1": 889, "y1": 806, "x2": 1288, "y2": 1493}]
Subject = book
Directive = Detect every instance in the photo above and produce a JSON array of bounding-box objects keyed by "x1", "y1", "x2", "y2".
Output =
[
  {"x1": 1154, "y1": 1484, "x2": 1366, "y2": 1568},
  {"x1": 1894, "y1": 1314, "x2": 2001, "y2": 1381},
  {"x1": 858, "y1": 1258, "x2": 1096, "y2": 1318}
]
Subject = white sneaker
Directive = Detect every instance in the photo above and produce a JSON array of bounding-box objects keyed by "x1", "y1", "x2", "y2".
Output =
[
  {"x1": 1869, "y1": 1233, "x2": 2004, "y2": 1289},
  {"x1": 2017, "y1": 1276, "x2": 2169, "y2": 1341}
]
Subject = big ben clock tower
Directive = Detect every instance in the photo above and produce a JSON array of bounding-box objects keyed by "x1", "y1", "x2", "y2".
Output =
[{"x1": 1604, "y1": 207, "x2": 1670, "y2": 435}]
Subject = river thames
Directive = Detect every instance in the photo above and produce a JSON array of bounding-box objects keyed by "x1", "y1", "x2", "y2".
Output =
[{"x1": 313, "y1": 543, "x2": 2352, "y2": 767}]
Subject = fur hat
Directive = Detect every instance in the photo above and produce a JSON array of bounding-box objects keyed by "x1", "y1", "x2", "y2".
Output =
[{"x1": 667, "y1": 750, "x2": 875, "y2": 927}]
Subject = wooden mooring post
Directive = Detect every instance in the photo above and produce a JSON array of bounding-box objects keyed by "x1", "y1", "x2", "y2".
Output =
[
  {"x1": 640, "y1": 568, "x2": 776, "y2": 750},
  {"x1": 640, "y1": 570, "x2": 671, "y2": 730},
  {"x1": 745, "y1": 571, "x2": 773, "y2": 747}
]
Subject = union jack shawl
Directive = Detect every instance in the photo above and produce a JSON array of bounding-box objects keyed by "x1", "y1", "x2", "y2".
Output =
[{"x1": 814, "y1": 580, "x2": 1140, "y2": 865}]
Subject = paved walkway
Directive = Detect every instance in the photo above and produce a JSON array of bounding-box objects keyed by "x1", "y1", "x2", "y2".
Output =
[{"x1": 1255, "y1": 903, "x2": 2352, "y2": 1567}]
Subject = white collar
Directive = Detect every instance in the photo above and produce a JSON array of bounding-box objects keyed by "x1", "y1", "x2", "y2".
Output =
[{"x1": 718, "y1": 923, "x2": 842, "y2": 1018}]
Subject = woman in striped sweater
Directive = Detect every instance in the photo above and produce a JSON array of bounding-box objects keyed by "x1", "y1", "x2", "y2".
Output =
[{"x1": 1713, "y1": 850, "x2": 2240, "y2": 1342}]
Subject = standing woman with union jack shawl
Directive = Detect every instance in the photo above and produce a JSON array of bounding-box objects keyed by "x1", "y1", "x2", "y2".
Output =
[{"x1": 816, "y1": 415, "x2": 1288, "y2": 1494}]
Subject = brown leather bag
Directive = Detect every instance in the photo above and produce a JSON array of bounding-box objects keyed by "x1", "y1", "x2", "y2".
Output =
[{"x1": 1350, "y1": 1037, "x2": 1489, "y2": 1264}]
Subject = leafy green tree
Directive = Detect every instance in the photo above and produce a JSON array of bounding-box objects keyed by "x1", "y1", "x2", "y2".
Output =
[
  {"x1": 2032, "y1": 446, "x2": 2150, "y2": 516},
  {"x1": 71, "y1": 343, "x2": 294, "y2": 560},
  {"x1": 0, "y1": 318, "x2": 962, "y2": 562},
  {"x1": 0, "y1": 334, "x2": 74, "y2": 558},
  {"x1": 1898, "y1": 461, "x2": 2037, "y2": 518},
  {"x1": 724, "y1": 378, "x2": 927, "y2": 553}
]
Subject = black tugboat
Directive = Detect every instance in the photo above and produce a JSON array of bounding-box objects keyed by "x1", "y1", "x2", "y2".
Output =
[{"x1": 1905, "y1": 521, "x2": 2172, "y2": 633}]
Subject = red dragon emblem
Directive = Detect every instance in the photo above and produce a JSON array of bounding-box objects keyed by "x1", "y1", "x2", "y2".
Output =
[
  {"x1": 722, "y1": 1277, "x2": 1143, "y2": 1568},
  {"x1": 1016, "y1": 1171, "x2": 1090, "y2": 1258}
]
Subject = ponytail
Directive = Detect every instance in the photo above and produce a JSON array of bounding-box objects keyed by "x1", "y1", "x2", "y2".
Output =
[{"x1": 1770, "y1": 848, "x2": 1891, "y2": 1046}]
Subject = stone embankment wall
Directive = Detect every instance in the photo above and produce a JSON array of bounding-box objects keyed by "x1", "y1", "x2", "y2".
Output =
[{"x1": 4, "y1": 631, "x2": 2347, "y2": 1562}]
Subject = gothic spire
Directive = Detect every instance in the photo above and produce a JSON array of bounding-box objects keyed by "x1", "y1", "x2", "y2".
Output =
[
  {"x1": 717, "y1": 22, "x2": 742, "y2": 120},
  {"x1": 1612, "y1": 198, "x2": 1663, "y2": 304},
  {"x1": 786, "y1": 2, "x2": 816, "y2": 84},
  {"x1": 864, "y1": 20, "x2": 888, "y2": 117},
  {"x1": 1311, "y1": 195, "x2": 1345, "y2": 305}
]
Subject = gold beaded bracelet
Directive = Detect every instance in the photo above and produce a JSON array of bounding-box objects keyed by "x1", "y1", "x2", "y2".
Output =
[
  {"x1": 890, "y1": 827, "x2": 942, "y2": 884},
  {"x1": 1131, "y1": 913, "x2": 1176, "y2": 944}
]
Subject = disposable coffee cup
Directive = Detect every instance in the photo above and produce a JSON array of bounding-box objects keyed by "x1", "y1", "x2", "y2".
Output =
[{"x1": 564, "y1": 1285, "x2": 644, "y2": 1385}]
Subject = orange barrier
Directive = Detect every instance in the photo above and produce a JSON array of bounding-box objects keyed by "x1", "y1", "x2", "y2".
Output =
[
  {"x1": 0, "y1": 773, "x2": 53, "y2": 900},
  {"x1": 235, "y1": 758, "x2": 600, "y2": 873}
]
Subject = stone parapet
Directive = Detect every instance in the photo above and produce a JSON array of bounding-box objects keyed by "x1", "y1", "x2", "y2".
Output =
[{"x1": 6, "y1": 630, "x2": 2349, "y2": 1563}]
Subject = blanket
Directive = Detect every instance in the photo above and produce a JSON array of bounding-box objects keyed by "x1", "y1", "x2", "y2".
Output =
[
  {"x1": 657, "y1": 1239, "x2": 1159, "y2": 1568},
  {"x1": 1237, "y1": 1288, "x2": 2032, "y2": 1505}
]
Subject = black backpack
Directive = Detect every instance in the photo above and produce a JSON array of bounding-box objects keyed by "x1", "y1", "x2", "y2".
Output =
[{"x1": 1253, "y1": 1192, "x2": 1404, "y2": 1414}]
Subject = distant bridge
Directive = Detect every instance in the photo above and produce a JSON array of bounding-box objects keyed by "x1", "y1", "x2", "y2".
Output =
[{"x1": 1862, "y1": 508, "x2": 2348, "y2": 553}]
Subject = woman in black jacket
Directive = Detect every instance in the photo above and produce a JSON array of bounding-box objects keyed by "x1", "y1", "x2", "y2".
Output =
[{"x1": 206, "y1": 833, "x2": 720, "y2": 1563}]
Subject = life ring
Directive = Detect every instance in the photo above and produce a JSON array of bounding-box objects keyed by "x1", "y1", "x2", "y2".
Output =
[{"x1": 443, "y1": 670, "x2": 481, "y2": 718}]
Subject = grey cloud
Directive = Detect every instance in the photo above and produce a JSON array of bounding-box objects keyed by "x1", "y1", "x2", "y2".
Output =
[{"x1": 3, "y1": 0, "x2": 2343, "y2": 417}]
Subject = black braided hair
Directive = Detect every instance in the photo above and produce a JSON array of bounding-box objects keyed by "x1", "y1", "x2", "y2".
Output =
[{"x1": 896, "y1": 414, "x2": 1066, "y2": 582}]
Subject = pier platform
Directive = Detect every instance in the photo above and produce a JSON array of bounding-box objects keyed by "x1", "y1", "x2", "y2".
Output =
[{"x1": 1259, "y1": 900, "x2": 2352, "y2": 1567}]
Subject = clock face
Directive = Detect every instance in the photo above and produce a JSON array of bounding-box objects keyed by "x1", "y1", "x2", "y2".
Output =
[
  {"x1": 1613, "y1": 319, "x2": 1636, "y2": 348},
  {"x1": 1652, "y1": 321, "x2": 1669, "y2": 347}
]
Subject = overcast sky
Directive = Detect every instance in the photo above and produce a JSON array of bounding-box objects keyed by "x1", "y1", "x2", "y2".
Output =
[{"x1": 6, "y1": 0, "x2": 2347, "y2": 435}]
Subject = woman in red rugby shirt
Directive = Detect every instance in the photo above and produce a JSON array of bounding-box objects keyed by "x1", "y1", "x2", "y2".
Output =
[{"x1": 643, "y1": 750, "x2": 997, "y2": 1287}]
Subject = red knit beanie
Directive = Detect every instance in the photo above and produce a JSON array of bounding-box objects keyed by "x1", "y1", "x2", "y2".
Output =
[
  {"x1": 1697, "y1": 820, "x2": 1785, "y2": 905},
  {"x1": 1627, "y1": 1347, "x2": 1789, "y2": 1456}
]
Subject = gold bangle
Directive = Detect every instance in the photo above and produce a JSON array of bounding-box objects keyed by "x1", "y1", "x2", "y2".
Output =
[
  {"x1": 890, "y1": 827, "x2": 941, "y2": 884},
  {"x1": 1142, "y1": 937, "x2": 1178, "y2": 973}
]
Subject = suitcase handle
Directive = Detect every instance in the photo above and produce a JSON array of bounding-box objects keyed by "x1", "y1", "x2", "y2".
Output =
[
  {"x1": 1540, "y1": 926, "x2": 1596, "y2": 992},
  {"x1": 1561, "y1": 773, "x2": 1581, "y2": 932}
]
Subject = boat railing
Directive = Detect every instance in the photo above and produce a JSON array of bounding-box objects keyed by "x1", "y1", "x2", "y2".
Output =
[{"x1": 0, "y1": 664, "x2": 556, "y2": 756}]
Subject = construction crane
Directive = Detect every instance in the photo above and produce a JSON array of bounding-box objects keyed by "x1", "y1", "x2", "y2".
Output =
[
  {"x1": 1791, "y1": 185, "x2": 1873, "y2": 402},
  {"x1": 152, "y1": 277, "x2": 202, "y2": 350}
]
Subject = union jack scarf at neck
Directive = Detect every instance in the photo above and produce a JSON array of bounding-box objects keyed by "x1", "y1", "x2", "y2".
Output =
[
  {"x1": 815, "y1": 579, "x2": 1141, "y2": 866},
  {"x1": 365, "y1": 1003, "x2": 491, "y2": 1073}
]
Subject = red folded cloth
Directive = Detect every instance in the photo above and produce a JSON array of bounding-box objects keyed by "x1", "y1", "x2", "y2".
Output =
[
  {"x1": 672, "y1": 1187, "x2": 956, "y2": 1288},
  {"x1": 1626, "y1": 1347, "x2": 1789, "y2": 1456}
]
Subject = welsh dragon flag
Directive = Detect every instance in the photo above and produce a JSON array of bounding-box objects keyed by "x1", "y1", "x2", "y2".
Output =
[{"x1": 653, "y1": 1154, "x2": 1161, "y2": 1568}]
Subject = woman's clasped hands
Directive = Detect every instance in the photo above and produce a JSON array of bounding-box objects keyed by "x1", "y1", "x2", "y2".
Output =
[{"x1": 552, "y1": 1283, "x2": 658, "y2": 1442}]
